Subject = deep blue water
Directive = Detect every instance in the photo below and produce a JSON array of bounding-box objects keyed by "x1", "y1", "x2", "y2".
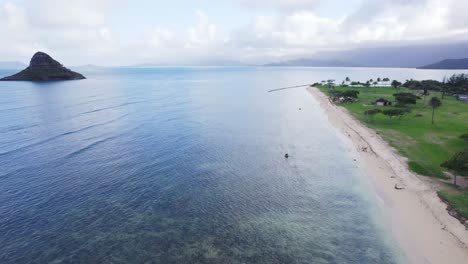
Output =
[{"x1": 0, "y1": 67, "x2": 464, "y2": 263}]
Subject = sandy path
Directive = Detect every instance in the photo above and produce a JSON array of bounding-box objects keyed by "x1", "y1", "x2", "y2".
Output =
[{"x1": 307, "y1": 87, "x2": 468, "y2": 264}]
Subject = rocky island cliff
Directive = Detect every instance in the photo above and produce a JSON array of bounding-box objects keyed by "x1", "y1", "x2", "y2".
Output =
[{"x1": 0, "y1": 52, "x2": 85, "y2": 81}]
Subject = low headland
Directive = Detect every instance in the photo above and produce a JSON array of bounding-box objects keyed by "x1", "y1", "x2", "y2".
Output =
[
  {"x1": 418, "y1": 58, "x2": 468, "y2": 70},
  {"x1": 308, "y1": 76, "x2": 468, "y2": 263}
]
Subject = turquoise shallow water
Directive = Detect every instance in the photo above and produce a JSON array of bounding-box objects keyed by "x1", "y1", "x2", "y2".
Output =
[{"x1": 0, "y1": 67, "x2": 463, "y2": 263}]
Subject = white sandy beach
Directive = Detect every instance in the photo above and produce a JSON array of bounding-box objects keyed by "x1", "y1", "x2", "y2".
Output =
[{"x1": 307, "y1": 87, "x2": 468, "y2": 264}]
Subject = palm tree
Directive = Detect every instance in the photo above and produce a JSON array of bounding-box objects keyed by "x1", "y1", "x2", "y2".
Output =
[{"x1": 429, "y1": 97, "x2": 442, "y2": 125}]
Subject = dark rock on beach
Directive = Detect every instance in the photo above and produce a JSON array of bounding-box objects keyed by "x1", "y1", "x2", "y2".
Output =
[{"x1": 0, "y1": 52, "x2": 85, "y2": 81}]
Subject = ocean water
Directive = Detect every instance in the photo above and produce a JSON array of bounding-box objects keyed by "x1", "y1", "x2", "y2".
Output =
[{"x1": 0, "y1": 67, "x2": 464, "y2": 263}]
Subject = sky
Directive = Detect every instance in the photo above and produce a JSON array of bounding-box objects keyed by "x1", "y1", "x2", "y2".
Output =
[{"x1": 1, "y1": 0, "x2": 468, "y2": 66}]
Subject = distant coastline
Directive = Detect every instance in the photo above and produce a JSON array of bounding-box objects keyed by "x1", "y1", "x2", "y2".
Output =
[{"x1": 418, "y1": 58, "x2": 468, "y2": 70}]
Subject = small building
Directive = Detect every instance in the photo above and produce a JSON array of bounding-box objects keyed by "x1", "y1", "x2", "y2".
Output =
[{"x1": 373, "y1": 98, "x2": 392, "y2": 106}]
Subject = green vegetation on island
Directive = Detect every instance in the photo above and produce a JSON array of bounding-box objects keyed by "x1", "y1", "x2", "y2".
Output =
[
  {"x1": 315, "y1": 74, "x2": 468, "y2": 217},
  {"x1": 0, "y1": 52, "x2": 85, "y2": 81}
]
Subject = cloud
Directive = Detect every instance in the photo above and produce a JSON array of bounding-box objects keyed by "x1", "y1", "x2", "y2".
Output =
[
  {"x1": 187, "y1": 11, "x2": 223, "y2": 46},
  {"x1": 0, "y1": 0, "x2": 118, "y2": 64},
  {"x1": 26, "y1": 0, "x2": 109, "y2": 29},
  {"x1": 234, "y1": 0, "x2": 321, "y2": 13},
  {"x1": 225, "y1": 0, "x2": 468, "y2": 63},
  {"x1": 126, "y1": 11, "x2": 232, "y2": 65},
  {"x1": 1, "y1": 0, "x2": 468, "y2": 65},
  {"x1": 0, "y1": 2, "x2": 39, "y2": 58},
  {"x1": 446, "y1": 0, "x2": 468, "y2": 28},
  {"x1": 339, "y1": 0, "x2": 452, "y2": 42}
]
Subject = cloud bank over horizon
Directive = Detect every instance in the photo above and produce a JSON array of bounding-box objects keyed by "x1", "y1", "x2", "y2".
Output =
[{"x1": 1, "y1": 0, "x2": 468, "y2": 66}]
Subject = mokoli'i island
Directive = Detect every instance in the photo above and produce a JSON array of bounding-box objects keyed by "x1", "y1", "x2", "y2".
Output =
[
  {"x1": 0, "y1": 52, "x2": 85, "y2": 81},
  {"x1": 1, "y1": 1, "x2": 468, "y2": 264}
]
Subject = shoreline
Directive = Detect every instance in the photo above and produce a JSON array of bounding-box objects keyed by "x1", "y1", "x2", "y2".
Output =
[{"x1": 307, "y1": 87, "x2": 468, "y2": 263}]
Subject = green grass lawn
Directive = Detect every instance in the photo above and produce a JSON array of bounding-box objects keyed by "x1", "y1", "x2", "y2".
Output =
[
  {"x1": 316, "y1": 85, "x2": 468, "y2": 218},
  {"x1": 316, "y1": 85, "x2": 468, "y2": 179}
]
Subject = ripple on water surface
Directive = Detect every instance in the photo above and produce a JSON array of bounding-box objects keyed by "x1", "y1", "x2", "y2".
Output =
[{"x1": 0, "y1": 67, "x2": 409, "y2": 263}]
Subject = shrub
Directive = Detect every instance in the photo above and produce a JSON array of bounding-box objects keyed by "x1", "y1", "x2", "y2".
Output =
[
  {"x1": 364, "y1": 109, "x2": 381, "y2": 115},
  {"x1": 382, "y1": 109, "x2": 407, "y2": 119},
  {"x1": 460, "y1": 134, "x2": 468, "y2": 141},
  {"x1": 341, "y1": 90, "x2": 360, "y2": 98},
  {"x1": 441, "y1": 149, "x2": 468, "y2": 185},
  {"x1": 402, "y1": 80, "x2": 422, "y2": 90},
  {"x1": 391, "y1": 80, "x2": 402, "y2": 89},
  {"x1": 393, "y1": 92, "x2": 418, "y2": 105}
]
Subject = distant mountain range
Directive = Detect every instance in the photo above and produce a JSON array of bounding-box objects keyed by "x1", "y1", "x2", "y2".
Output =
[
  {"x1": 265, "y1": 42, "x2": 468, "y2": 68},
  {"x1": 69, "y1": 64, "x2": 108, "y2": 71},
  {"x1": 0, "y1": 61, "x2": 27, "y2": 69},
  {"x1": 127, "y1": 59, "x2": 247, "y2": 68},
  {"x1": 3, "y1": 42, "x2": 468, "y2": 69},
  {"x1": 418, "y1": 58, "x2": 468, "y2": 69}
]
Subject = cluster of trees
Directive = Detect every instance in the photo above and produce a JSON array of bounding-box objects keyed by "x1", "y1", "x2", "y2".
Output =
[
  {"x1": 363, "y1": 94, "x2": 443, "y2": 124},
  {"x1": 347, "y1": 81, "x2": 373, "y2": 87},
  {"x1": 444, "y1": 73, "x2": 468, "y2": 94},
  {"x1": 398, "y1": 74, "x2": 468, "y2": 96},
  {"x1": 400, "y1": 80, "x2": 438, "y2": 95},
  {"x1": 391, "y1": 80, "x2": 402, "y2": 89},
  {"x1": 363, "y1": 77, "x2": 390, "y2": 83},
  {"x1": 393, "y1": 92, "x2": 418, "y2": 106},
  {"x1": 343, "y1": 80, "x2": 368, "y2": 86},
  {"x1": 344, "y1": 77, "x2": 390, "y2": 86},
  {"x1": 402, "y1": 80, "x2": 423, "y2": 90},
  {"x1": 329, "y1": 74, "x2": 463, "y2": 125},
  {"x1": 368, "y1": 77, "x2": 390, "y2": 86},
  {"x1": 351, "y1": 81, "x2": 371, "y2": 87},
  {"x1": 333, "y1": 74, "x2": 467, "y2": 96}
]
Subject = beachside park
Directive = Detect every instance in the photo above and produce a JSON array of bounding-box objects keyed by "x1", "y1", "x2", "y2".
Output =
[{"x1": 315, "y1": 74, "x2": 468, "y2": 219}]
